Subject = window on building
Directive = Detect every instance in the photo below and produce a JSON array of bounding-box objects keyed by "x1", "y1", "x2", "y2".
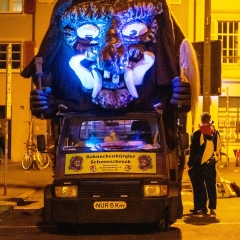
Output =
[
  {"x1": 218, "y1": 21, "x2": 239, "y2": 64},
  {"x1": 0, "y1": 0, "x2": 22, "y2": 12},
  {"x1": 218, "y1": 96, "x2": 240, "y2": 142},
  {"x1": 0, "y1": 43, "x2": 21, "y2": 71}
]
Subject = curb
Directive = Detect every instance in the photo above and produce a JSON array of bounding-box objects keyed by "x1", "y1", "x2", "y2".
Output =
[
  {"x1": 0, "y1": 189, "x2": 36, "y2": 216},
  {"x1": 0, "y1": 205, "x2": 14, "y2": 216}
]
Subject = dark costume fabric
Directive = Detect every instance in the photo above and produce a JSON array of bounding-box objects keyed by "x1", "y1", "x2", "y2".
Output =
[
  {"x1": 21, "y1": 0, "x2": 192, "y2": 149},
  {"x1": 188, "y1": 124, "x2": 219, "y2": 211}
]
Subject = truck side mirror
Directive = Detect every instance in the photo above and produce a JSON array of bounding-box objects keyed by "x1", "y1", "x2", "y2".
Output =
[
  {"x1": 179, "y1": 133, "x2": 189, "y2": 149},
  {"x1": 37, "y1": 135, "x2": 46, "y2": 152}
]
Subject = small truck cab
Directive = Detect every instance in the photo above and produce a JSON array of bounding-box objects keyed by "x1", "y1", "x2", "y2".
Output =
[{"x1": 43, "y1": 110, "x2": 182, "y2": 230}]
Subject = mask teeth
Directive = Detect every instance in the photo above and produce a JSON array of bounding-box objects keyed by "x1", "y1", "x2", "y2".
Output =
[
  {"x1": 112, "y1": 74, "x2": 119, "y2": 83},
  {"x1": 103, "y1": 70, "x2": 110, "y2": 79},
  {"x1": 124, "y1": 69, "x2": 138, "y2": 98},
  {"x1": 153, "y1": 103, "x2": 161, "y2": 108}
]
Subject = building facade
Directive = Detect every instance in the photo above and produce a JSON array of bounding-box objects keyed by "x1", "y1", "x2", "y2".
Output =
[{"x1": 0, "y1": 0, "x2": 240, "y2": 161}]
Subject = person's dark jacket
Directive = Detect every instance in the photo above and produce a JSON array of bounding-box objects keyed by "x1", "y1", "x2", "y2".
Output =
[{"x1": 188, "y1": 124, "x2": 219, "y2": 168}]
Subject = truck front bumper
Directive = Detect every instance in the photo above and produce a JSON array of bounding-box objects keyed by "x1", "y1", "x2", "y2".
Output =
[{"x1": 44, "y1": 184, "x2": 169, "y2": 224}]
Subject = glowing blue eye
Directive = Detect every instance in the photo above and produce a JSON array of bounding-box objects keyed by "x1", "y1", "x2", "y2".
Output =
[
  {"x1": 122, "y1": 21, "x2": 148, "y2": 37},
  {"x1": 77, "y1": 24, "x2": 100, "y2": 39}
]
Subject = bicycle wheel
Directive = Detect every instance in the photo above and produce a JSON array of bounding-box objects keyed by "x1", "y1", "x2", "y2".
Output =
[
  {"x1": 22, "y1": 153, "x2": 33, "y2": 170},
  {"x1": 36, "y1": 152, "x2": 51, "y2": 170}
]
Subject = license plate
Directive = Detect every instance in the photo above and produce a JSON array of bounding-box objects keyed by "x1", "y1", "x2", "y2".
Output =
[{"x1": 94, "y1": 201, "x2": 127, "y2": 210}]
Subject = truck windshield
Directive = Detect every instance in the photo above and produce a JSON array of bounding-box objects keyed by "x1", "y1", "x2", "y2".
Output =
[{"x1": 62, "y1": 117, "x2": 160, "y2": 151}]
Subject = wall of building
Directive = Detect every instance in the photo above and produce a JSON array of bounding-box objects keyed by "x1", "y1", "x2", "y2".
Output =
[
  {"x1": 1, "y1": 1, "x2": 240, "y2": 162},
  {"x1": 0, "y1": 73, "x2": 32, "y2": 161},
  {"x1": 0, "y1": 3, "x2": 52, "y2": 161},
  {"x1": 0, "y1": 13, "x2": 33, "y2": 40},
  {"x1": 168, "y1": 0, "x2": 191, "y2": 39},
  {"x1": 193, "y1": 1, "x2": 240, "y2": 161},
  {"x1": 0, "y1": 12, "x2": 33, "y2": 161},
  {"x1": 34, "y1": 3, "x2": 54, "y2": 48}
]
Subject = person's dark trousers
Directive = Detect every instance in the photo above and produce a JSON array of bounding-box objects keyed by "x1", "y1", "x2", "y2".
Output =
[
  {"x1": 202, "y1": 163, "x2": 217, "y2": 210},
  {"x1": 188, "y1": 167, "x2": 207, "y2": 211}
]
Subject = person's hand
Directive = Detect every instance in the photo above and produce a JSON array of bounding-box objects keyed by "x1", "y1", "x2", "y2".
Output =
[
  {"x1": 30, "y1": 87, "x2": 55, "y2": 118},
  {"x1": 170, "y1": 76, "x2": 191, "y2": 111}
]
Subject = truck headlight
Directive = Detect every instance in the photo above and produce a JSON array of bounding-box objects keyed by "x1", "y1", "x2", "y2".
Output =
[
  {"x1": 144, "y1": 185, "x2": 168, "y2": 197},
  {"x1": 55, "y1": 185, "x2": 78, "y2": 198}
]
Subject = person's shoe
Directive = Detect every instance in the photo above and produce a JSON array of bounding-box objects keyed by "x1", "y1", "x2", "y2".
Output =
[
  {"x1": 190, "y1": 208, "x2": 208, "y2": 214},
  {"x1": 193, "y1": 210, "x2": 203, "y2": 217},
  {"x1": 209, "y1": 209, "x2": 216, "y2": 217}
]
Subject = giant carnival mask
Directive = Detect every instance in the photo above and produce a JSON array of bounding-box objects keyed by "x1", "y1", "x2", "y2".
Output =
[
  {"x1": 61, "y1": 0, "x2": 163, "y2": 108},
  {"x1": 21, "y1": 0, "x2": 199, "y2": 121}
]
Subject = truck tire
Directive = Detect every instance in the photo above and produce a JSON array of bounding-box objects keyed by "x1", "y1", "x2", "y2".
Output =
[{"x1": 157, "y1": 208, "x2": 171, "y2": 232}]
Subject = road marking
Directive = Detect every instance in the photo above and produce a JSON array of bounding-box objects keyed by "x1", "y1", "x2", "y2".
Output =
[
  {"x1": 1, "y1": 222, "x2": 240, "y2": 228},
  {"x1": 174, "y1": 221, "x2": 240, "y2": 225},
  {"x1": 0, "y1": 225, "x2": 54, "y2": 228}
]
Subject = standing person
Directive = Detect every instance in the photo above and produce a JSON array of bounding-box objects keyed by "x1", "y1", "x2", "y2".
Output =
[{"x1": 188, "y1": 112, "x2": 221, "y2": 217}]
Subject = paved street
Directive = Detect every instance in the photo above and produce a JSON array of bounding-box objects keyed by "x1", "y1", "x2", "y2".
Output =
[
  {"x1": 0, "y1": 160, "x2": 53, "y2": 212},
  {"x1": 0, "y1": 160, "x2": 240, "y2": 239},
  {"x1": 1, "y1": 159, "x2": 240, "y2": 212}
]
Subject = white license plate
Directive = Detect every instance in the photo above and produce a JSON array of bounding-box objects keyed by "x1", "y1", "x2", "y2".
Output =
[{"x1": 94, "y1": 201, "x2": 127, "y2": 210}]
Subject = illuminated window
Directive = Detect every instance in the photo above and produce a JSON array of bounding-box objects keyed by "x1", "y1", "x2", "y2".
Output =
[
  {"x1": 0, "y1": 0, "x2": 22, "y2": 12},
  {"x1": 0, "y1": 43, "x2": 21, "y2": 71},
  {"x1": 218, "y1": 21, "x2": 239, "y2": 64}
]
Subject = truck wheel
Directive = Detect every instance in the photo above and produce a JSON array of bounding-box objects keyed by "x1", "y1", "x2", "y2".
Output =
[{"x1": 158, "y1": 208, "x2": 171, "y2": 232}]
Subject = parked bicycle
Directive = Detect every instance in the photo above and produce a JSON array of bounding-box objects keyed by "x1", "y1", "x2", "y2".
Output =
[
  {"x1": 218, "y1": 143, "x2": 229, "y2": 167},
  {"x1": 22, "y1": 112, "x2": 51, "y2": 170},
  {"x1": 22, "y1": 141, "x2": 51, "y2": 170}
]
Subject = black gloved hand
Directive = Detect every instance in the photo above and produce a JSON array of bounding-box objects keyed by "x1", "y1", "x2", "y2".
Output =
[
  {"x1": 170, "y1": 76, "x2": 191, "y2": 112},
  {"x1": 30, "y1": 87, "x2": 57, "y2": 119}
]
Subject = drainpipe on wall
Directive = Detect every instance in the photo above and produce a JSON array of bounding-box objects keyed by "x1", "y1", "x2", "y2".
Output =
[
  {"x1": 202, "y1": 0, "x2": 211, "y2": 113},
  {"x1": 191, "y1": 0, "x2": 197, "y2": 134},
  {"x1": 193, "y1": 0, "x2": 197, "y2": 42},
  {"x1": 4, "y1": 45, "x2": 12, "y2": 195}
]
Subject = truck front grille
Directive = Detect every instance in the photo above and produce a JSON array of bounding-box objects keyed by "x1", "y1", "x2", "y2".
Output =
[{"x1": 78, "y1": 180, "x2": 143, "y2": 198}]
